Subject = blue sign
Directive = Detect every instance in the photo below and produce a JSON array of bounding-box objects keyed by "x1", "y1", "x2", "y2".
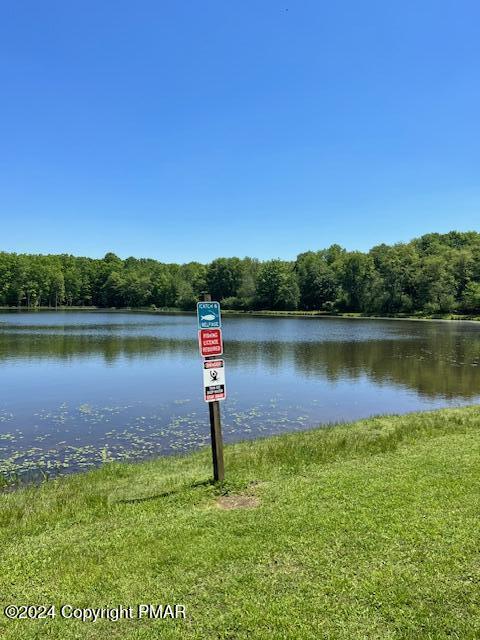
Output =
[{"x1": 197, "y1": 301, "x2": 221, "y2": 329}]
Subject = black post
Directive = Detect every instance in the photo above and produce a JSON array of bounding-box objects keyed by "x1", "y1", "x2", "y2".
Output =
[
  {"x1": 201, "y1": 292, "x2": 225, "y2": 482},
  {"x1": 208, "y1": 399, "x2": 224, "y2": 482}
]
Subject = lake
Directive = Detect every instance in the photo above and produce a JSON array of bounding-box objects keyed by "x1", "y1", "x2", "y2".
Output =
[{"x1": 1, "y1": 311, "x2": 479, "y2": 479}]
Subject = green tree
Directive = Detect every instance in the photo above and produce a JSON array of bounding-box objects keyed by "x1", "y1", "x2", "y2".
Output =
[
  {"x1": 337, "y1": 252, "x2": 378, "y2": 312},
  {"x1": 369, "y1": 243, "x2": 420, "y2": 313},
  {"x1": 206, "y1": 258, "x2": 243, "y2": 300},
  {"x1": 255, "y1": 260, "x2": 300, "y2": 310},
  {"x1": 462, "y1": 281, "x2": 480, "y2": 313},
  {"x1": 175, "y1": 281, "x2": 197, "y2": 310},
  {"x1": 179, "y1": 262, "x2": 207, "y2": 297},
  {"x1": 415, "y1": 255, "x2": 456, "y2": 313},
  {"x1": 296, "y1": 251, "x2": 339, "y2": 310}
]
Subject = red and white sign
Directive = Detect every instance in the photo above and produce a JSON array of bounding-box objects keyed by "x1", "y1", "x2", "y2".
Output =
[
  {"x1": 198, "y1": 328, "x2": 223, "y2": 357},
  {"x1": 203, "y1": 359, "x2": 226, "y2": 402}
]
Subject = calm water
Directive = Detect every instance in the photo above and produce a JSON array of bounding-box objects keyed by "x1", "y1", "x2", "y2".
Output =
[{"x1": 1, "y1": 311, "x2": 480, "y2": 478}]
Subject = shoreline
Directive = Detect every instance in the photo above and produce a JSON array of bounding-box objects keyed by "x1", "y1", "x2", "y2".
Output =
[
  {"x1": 1, "y1": 305, "x2": 480, "y2": 323},
  {"x1": 2, "y1": 404, "x2": 479, "y2": 490}
]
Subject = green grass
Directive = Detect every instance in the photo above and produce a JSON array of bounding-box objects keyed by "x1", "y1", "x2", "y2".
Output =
[{"x1": 1, "y1": 406, "x2": 480, "y2": 639}]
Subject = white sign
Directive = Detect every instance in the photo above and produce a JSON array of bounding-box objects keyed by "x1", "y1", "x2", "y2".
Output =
[{"x1": 203, "y1": 359, "x2": 226, "y2": 402}]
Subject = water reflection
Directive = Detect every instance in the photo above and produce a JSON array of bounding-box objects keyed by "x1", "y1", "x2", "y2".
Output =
[{"x1": 1, "y1": 325, "x2": 479, "y2": 399}]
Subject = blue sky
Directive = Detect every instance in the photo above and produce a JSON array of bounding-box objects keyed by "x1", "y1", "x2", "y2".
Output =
[{"x1": 0, "y1": 1, "x2": 479, "y2": 262}]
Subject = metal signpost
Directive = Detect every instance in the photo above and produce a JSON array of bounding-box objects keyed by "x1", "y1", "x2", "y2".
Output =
[{"x1": 198, "y1": 294, "x2": 225, "y2": 482}]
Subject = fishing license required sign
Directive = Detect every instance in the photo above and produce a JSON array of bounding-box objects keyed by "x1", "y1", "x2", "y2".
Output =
[{"x1": 198, "y1": 328, "x2": 223, "y2": 357}]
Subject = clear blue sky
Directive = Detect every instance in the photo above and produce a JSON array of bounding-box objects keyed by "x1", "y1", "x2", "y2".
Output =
[{"x1": 1, "y1": 1, "x2": 479, "y2": 263}]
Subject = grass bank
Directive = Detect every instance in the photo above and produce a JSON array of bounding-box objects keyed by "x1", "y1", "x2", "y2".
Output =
[
  {"x1": 1, "y1": 406, "x2": 480, "y2": 639},
  {"x1": 222, "y1": 309, "x2": 480, "y2": 322}
]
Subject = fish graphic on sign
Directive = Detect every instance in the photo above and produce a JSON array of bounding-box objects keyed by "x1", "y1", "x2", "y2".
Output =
[{"x1": 201, "y1": 314, "x2": 216, "y2": 321}]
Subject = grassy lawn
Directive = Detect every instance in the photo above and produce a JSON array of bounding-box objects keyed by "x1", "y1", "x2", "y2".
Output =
[{"x1": 1, "y1": 406, "x2": 479, "y2": 639}]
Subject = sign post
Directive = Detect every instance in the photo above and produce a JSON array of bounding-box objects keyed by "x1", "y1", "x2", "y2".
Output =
[{"x1": 198, "y1": 293, "x2": 225, "y2": 482}]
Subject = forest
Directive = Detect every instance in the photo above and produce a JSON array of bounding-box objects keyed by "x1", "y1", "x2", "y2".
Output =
[{"x1": 1, "y1": 231, "x2": 480, "y2": 315}]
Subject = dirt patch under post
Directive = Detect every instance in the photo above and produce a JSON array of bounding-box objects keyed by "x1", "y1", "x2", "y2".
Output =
[{"x1": 216, "y1": 495, "x2": 260, "y2": 510}]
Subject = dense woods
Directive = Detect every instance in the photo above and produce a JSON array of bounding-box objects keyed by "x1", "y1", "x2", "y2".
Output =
[{"x1": 1, "y1": 231, "x2": 480, "y2": 314}]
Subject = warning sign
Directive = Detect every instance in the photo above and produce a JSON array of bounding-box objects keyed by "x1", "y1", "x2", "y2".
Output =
[
  {"x1": 203, "y1": 359, "x2": 226, "y2": 402},
  {"x1": 198, "y1": 328, "x2": 223, "y2": 357}
]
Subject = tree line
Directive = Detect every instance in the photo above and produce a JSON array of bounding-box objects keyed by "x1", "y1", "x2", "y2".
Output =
[{"x1": 1, "y1": 231, "x2": 480, "y2": 314}]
